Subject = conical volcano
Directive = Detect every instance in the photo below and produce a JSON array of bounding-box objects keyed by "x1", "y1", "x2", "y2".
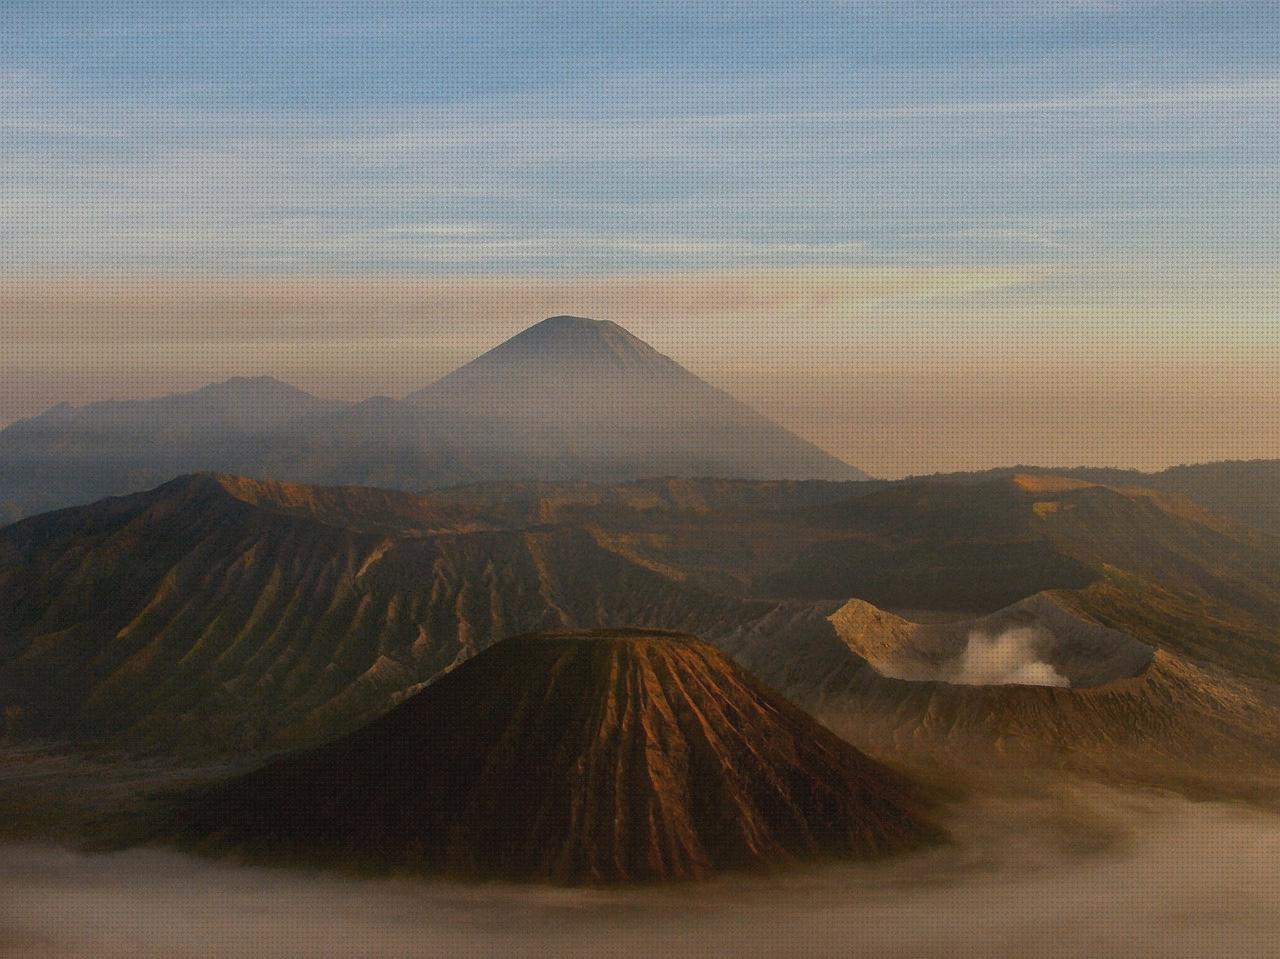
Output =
[
  {"x1": 407, "y1": 315, "x2": 866, "y2": 482},
  {"x1": 0, "y1": 316, "x2": 864, "y2": 519},
  {"x1": 179, "y1": 629, "x2": 938, "y2": 883},
  {"x1": 418, "y1": 315, "x2": 680, "y2": 381}
]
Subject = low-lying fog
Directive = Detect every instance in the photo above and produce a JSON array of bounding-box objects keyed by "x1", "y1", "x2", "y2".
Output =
[{"x1": 3, "y1": 781, "x2": 1277, "y2": 958}]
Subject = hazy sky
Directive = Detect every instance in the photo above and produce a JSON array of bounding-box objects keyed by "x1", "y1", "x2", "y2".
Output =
[{"x1": 3, "y1": 2, "x2": 1277, "y2": 476}]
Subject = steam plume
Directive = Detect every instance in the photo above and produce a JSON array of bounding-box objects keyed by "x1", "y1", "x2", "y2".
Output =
[{"x1": 946, "y1": 626, "x2": 1070, "y2": 688}]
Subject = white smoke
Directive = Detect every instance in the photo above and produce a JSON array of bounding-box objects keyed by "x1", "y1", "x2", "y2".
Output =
[{"x1": 945, "y1": 626, "x2": 1070, "y2": 688}]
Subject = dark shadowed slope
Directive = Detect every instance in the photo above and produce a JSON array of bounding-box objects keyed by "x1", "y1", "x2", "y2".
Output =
[
  {"x1": 1138, "y1": 460, "x2": 1280, "y2": 538},
  {"x1": 176, "y1": 630, "x2": 940, "y2": 883},
  {"x1": 767, "y1": 475, "x2": 1280, "y2": 636},
  {"x1": 0, "y1": 474, "x2": 759, "y2": 753},
  {"x1": 917, "y1": 461, "x2": 1280, "y2": 538}
]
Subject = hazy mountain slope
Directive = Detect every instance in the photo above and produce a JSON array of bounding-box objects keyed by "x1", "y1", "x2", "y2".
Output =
[
  {"x1": 2, "y1": 376, "x2": 336, "y2": 440},
  {"x1": 175, "y1": 630, "x2": 939, "y2": 882},
  {"x1": 0, "y1": 377, "x2": 345, "y2": 520},
  {"x1": 406, "y1": 315, "x2": 866, "y2": 482},
  {"x1": 0, "y1": 316, "x2": 865, "y2": 520},
  {"x1": 0, "y1": 388, "x2": 488, "y2": 521}
]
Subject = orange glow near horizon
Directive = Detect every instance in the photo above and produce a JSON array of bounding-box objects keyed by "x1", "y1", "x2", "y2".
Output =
[{"x1": 2, "y1": 268, "x2": 1276, "y2": 477}]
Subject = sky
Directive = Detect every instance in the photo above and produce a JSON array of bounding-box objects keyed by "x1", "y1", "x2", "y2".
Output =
[{"x1": 2, "y1": 1, "x2": 1277, "y2": 476}]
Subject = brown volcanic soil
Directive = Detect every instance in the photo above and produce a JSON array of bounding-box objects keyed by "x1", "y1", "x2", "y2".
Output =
[
  {"x1": 0, "y1": 474, "x2": 761, "y2": 753},
  {"x1": 175, "y1": 630, "x2": 941, "y2": 884},
  {"x1": 4, "y1": 470, "x2": 1278, "y2": 798}
]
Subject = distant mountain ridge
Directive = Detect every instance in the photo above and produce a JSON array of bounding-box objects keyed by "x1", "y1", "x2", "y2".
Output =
[
  {"x1": 0, "y1": 472, "x2": 768, "y2": 751},
  {"x1": 0, "y1": 316, "x2": 865, "y2": 519},
  {"x1": 6, "y1": 376, "x2": 341, "y2": 437},
  {"x1": 915, "y1": 461, "x2": 1280, "y2": 538}
]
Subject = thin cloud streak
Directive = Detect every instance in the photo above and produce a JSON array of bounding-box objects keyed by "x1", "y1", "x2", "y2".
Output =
[
  {"x1": 2, "y1": 47, "x2": 1276, "y2": 274},
  {"x1": 0, "y1": 267, "x2": 1042, "y2": 344}
]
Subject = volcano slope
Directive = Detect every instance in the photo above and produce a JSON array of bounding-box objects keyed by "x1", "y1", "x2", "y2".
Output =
[
  {"x1": 449, "y1": 473, "x2": 1280, "y2": 684},
  {"x1": 427, "y1": 472, "x2": 1280, "y2": 786},
  {"x1": 2, "y1": 471, "x2": 1278, "y2": 795},
  {"x1": 713, "y1": 593, "x2": 1280, "y2": 794},
  {"x1": 175, "y1": 630, "x2": 940, "y2": 883},
  {"x1": 0, "y1": 474, "x2": 762, "y2": 753},
  {"x1": 404, "y1": 315, "x2": 864, "y2": 483}
]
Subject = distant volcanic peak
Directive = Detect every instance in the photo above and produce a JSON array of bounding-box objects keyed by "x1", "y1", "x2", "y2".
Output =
[
  {"x1": 476, "y1": 313, "x2": 651, "y2": 356},
  {"x1": 516, "y1": 314, "x2": 652, "y2": 349},
  {"x1": 410, "y1": 314, "x2": 684, "y2": 399},
  {"x1": 153, "y1": 375, "x2": 321, "y2": 408},
  {"x1": 528, "y1": 314, "x2": 622, "y2": 333},
  {"x1": 401, "y1": 316, "x2": 866, "y2": 481},
  {"x1": 181, "y1": 628, "x2": 938, "y2": 883},
  {"x1": 16, "y1": 376, "x2": 305, "y2": 424},
  {"x1": 16, "y1": 376, "x2": 334, "y2": 439}
]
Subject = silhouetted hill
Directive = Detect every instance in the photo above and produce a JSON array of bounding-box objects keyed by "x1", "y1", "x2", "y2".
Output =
[
  {"x1": 913, "y1": 461, "x2": 1280, "y2": 538},
  {"x1": 0, "y1": 377, "x2": 344, "y2": 519},
  {"x1": 4, "y1": 377, "x2": 337, "y2": 439}
]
